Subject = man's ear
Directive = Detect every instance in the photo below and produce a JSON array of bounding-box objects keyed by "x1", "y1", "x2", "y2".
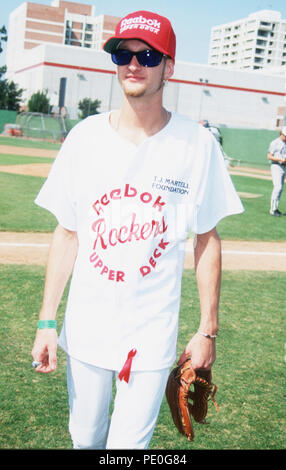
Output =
[{"x1": 164, "y1": 58, "x2": 175, "y2": 81}]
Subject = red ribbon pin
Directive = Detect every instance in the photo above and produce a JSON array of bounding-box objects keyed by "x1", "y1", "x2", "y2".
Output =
[{"x1": 118, "y1": 348, "x2": 137, "y2": 383}]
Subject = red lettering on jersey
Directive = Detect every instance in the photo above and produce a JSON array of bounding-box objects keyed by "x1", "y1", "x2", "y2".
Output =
[
  {"x1": 124, "y1": 184, "x2": 137, "y2": 198},
  {"x1": 92, "y1": 184, "x2": 166, "y2": 215},
  {"x1": 92, "y1": 213, "x2": 168, "y2": 250},
  {"x1": 139, "y1": 238, "x2": 170, "y2": 277}
]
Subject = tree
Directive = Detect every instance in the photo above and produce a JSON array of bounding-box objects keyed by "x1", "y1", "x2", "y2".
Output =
[
  {"x1": 6, "y1": 81, "x2": 24, "y2": 110},
  {"x1": 0, "y1": 25, "x2": 7, "y2": 79},
  {"x1": 0, "y1": 79, "x2": 24, "y2": 111},
  {"x1": 78, "y1": 97, "x2": 101, "y2": 119},
  {"x1": 0, "y1": 24, "x2": 23, "y2": 110},
  {"x1": 28, "y1": 90, "x2": 51, "y2": 114},
  {"x1": 0, "y1": 25, "x2": 7, "y2": 53}
]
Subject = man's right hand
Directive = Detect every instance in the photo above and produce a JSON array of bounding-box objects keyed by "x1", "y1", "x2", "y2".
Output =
[{"x1": 31, "y1": 329, "x2": 58, "y2": 373}]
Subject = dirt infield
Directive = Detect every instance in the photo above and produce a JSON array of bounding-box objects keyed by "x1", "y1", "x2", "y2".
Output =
[
  {"x1": 0, "y1": 143, "x2": 285, "y2": 271},
  {"x1": 229, "y1": 165, "x2": 272, "y2": 181},
  {"x1": 0, "y1": 144, "x2": 58, "y2": 159},
  {"x1": 0, "y1": 161, "x2": 274, "y2": 181},
  {"x1": 0, "y1": 141, "x2": 273, "y2": 181},
  {"x1": 0, "y1": 163, "x2": 53, "y2": 177}
]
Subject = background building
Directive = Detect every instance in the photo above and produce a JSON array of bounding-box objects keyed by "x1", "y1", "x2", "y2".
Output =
[
  {"x1": 6, "y1": 0, "x2": 119, "y2": 77},
  {"x1": 208, "y1": 10, "x2": 286, "y2": 71},
  {"x1": 11, "y1": 41, "x2": 286, "y2": 128},
  {"x1": 4, "y1": 2, "x2": 286, "y2": 129}
]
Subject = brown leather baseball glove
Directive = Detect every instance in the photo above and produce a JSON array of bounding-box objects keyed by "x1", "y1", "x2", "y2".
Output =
[{"x1": 165, "y1": 358, "x2": 219, "y2": 441}]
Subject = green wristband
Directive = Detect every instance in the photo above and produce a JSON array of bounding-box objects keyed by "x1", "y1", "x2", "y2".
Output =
[{"x1": 37, "y1": 320, "x2": 57, "y2": 329}]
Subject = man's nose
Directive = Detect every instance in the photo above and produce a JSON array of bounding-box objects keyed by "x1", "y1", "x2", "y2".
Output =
[{"x1": 128, "y1": 54, "x2": 141, "y2": 68}]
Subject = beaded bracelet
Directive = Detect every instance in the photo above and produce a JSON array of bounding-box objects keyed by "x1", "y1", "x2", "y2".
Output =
[{"x1": 37, "y1": 320, "x2": 57, "y2": 329}]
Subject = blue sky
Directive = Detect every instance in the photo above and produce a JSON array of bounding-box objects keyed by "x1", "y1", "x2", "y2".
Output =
[{"x1": 1, "y1": 0, "x2": 286, "y2": 66}]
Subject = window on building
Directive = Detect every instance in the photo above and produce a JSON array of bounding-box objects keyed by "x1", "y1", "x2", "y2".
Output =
[
  {"x1": 257, "y1": 30, "x2": 268, "y2": 37},
  {"x1": 71, "y1": 32, "x2": 82, "y2": 40}
]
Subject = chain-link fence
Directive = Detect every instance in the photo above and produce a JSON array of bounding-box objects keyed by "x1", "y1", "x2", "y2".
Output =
[{"x1": 15, "y1": 112, "x2": 75, "y2": 142}]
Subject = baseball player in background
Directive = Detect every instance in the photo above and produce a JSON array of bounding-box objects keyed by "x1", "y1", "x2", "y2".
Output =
[
  {"x1": 31, "y1": 10, "x2": 244, "y2": 449},
  {"x1": 268, "y1": 127, "x2": 286, "y2": 216}
]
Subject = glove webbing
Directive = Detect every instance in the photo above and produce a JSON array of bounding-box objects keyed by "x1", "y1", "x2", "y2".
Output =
[{"x1": 188, "y1": 376, "x2": 219, "y2": 423}]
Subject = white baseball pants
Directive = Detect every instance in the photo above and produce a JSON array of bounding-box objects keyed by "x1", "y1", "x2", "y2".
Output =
[
  {"x1": 66, "y1": 355, "x2": 170, "y2": 449},
  {"x1": 270, "y1": 163, "x2": 286, "y2": 211}
]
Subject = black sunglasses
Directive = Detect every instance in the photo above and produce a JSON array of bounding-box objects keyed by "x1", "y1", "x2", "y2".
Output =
[{"x1": 111, "y1": 49, "x2": 165, "y2": 67}]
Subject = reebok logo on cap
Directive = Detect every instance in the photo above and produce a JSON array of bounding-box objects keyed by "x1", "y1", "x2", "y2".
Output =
[
  {"x1": 120, "y1": 15, "x2": 161, "y2": 35},
  {"x1": 103, "y1": 10, "x2": 176, "y2": 61}
]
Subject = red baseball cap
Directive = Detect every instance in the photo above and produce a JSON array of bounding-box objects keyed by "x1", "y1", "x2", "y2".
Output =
[{"x1": 103, "y1": 10, "x2": 176, "y2": 61}]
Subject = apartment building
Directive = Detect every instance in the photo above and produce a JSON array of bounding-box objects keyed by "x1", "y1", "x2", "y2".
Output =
[
  {"x1": 6, "y1": 0, "x2": 119, "y2": 76},
  {"x1": 208, "y1": 10, "x2": 286, "y2": 71},
  {"x1": 5, "y1": 2, "x2": 286, "y2": 127}
]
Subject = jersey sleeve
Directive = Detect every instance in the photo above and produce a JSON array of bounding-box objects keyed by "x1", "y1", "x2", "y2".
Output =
[
  {"x1": 35, "y1": 130, "x2": 77, "y2": 231},
  {"x1": 192, "y1": 131, "x2": 244, "y2": 235},
  {"x1": 268, "y1": 140, "x2": 276, "y2": 154}
]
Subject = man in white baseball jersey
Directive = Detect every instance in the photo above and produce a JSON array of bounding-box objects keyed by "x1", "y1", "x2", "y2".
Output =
[
  {"x1": 31, "y1": 10, "x2": 244, "y2": 449},
  {"x1": 268, "y1": 127, "x2": 286, "y2": 216}
]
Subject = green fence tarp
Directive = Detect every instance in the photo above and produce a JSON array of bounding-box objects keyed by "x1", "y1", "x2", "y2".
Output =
[{"x1": 0, "y1": 110, "x2": 17, "y2": 133}]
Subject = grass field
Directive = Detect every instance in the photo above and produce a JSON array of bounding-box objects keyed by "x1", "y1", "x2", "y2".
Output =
[
  {"x1": 218, "y1": 174, "x2": 286, "y2": 240},
  {"x1": 0, "y1": 266, "x2": 285, "y2": 450},
  {"x1": 0, "y1": 172, "x2": 57, "y2": 232},
  {"x1": 0, "y1": 135, "x2": 61, "y2": 150},
  {"x1": 0, "y1": 154, "x2": 54, "y2": 165},
  {"x1": 0, "y1": 135, "x2": 285, "y2": 451}
]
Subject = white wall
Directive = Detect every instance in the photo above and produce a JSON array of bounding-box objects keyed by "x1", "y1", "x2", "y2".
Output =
[{"x1": 8, "y1": 43, "x2": 286, "y2": 127}]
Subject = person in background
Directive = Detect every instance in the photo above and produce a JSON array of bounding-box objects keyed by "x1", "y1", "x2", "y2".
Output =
[{"x1": 268, "y1": 127, "x2": 286, "y2": 216}]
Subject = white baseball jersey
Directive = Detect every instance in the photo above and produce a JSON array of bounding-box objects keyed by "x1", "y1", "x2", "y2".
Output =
[
  {"x1": 35, "y1": 112, "x2": 244, "y2": 372},
  {"x1": 268, "y1": 137, "x2": 286, "y2": 162}
]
